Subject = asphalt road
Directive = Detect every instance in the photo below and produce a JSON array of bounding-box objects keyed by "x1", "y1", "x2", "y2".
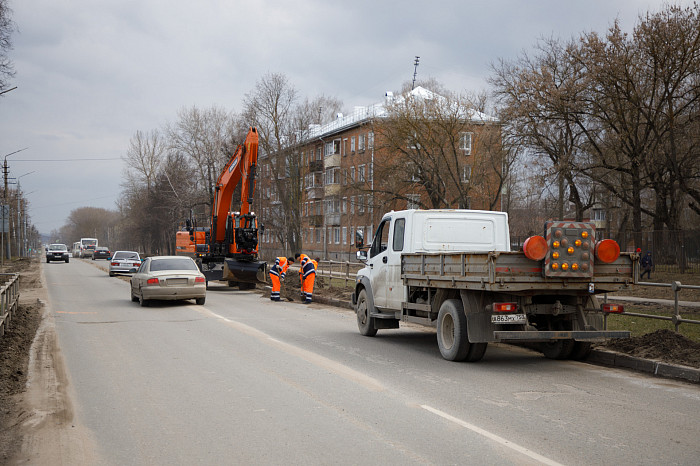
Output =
[{"x1": 30, "y1": 258, "x2": 700, "y2": 465}]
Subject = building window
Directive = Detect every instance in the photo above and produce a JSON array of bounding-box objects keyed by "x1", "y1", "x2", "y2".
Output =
[
  {"x1": 315, "y1": 228, "x2": 321, "y2": 243},
  {"x1": 407, "y1": 194, "x2": 420, "y2": 209},
  {"x1": 334, "y1": 227, "x2": 340, "y2": 244},
  {"x1": 358, "y1": 195, "x2": 365, "y2": 214},
  {"x1": 342, "y1": 227, "x2": 347, "y2": 245},
  {"x1": 350, "y1": 166, "x2": 355, "y2": 183},
  {"x1": 328, "y1": 228, "x2": 332, "y2": 244},
  {"x1": 350, "y1": 196, "x2": 355, "y2": 214},
  {"x1": 593, "y1": 209, "x2": 606, "y2": 221},
  {"x1": 369, "y1": 162, "x2": 373, "y2": 182},
  {"x1": 460, "y1": 132, "x2": 472, "y2": 155},
  {"x1": 342, "y1": 197, "x2": 347, "y2": 213},
  {"x1": 358, "y1": 134, "x2": 365, "y2": 152},
  {"x1": 368, "y1": 132, "x2": 374, "y2": 148},
  {"x1": 309, "y1": 227, "x2": 314, "y2": 243},
  {"x1": 358, "y1": 164, "x2": 365, "y2": 182},
  {"x1": 351, "y1": 136, "x2": 356, "y2": 153},
  {"x1": 462, "y1": 165, "x2": 472, "y2": 183},
  {"x1": 342, "y1": 138, "x2": 348, "y2": 156}
]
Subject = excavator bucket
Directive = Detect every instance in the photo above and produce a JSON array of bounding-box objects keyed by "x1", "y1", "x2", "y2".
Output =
[{"x1": 223, "y1": 258, "x2": 267, "y2": 285}]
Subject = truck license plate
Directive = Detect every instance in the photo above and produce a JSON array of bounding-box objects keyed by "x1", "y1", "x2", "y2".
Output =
[{"x1": 491, "y1": 314, "x2": 527, "y2": 324}]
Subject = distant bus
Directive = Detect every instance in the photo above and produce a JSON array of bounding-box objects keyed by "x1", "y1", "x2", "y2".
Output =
[{"x1": 79, "y1": 238, "x2": 98, "y2": 258}]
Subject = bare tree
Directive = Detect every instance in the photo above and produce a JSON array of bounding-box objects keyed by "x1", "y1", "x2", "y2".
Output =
[
  {"x1": 0, "y1": 0, "x2": 15, "y2": 92},
  {"x1": 167, "y1": 105, "x2": 239, "y2": 208},
  {"x1": 490, "y1": 37, "x2": 595, "y2": 221},
  {"x1": 242, "y1": 73, "x2": 343, "y2": 255},
  {"x1": 370, "y1": 86, "x2": 504, "y2": 211}
]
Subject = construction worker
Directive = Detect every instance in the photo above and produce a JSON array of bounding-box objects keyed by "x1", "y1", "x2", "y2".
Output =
[
  {"x1": 295, "y1": 252, "x2": 309, "y2": 301},
  {"x1": 269, "y1": 256, "x2": 294, "y2": 301},
  {"x1": 299, "y1": 255, "x2": 316, "y2": 304}
]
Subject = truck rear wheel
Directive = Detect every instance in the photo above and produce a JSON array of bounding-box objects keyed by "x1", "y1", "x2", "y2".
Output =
[
  {"x1": 570, "y1": 341, "x2": 592, "y2": 360},
  {"x1": 437, "y1": 299, "x2": 471, "y2": 361},
  {"x1": 541, "y1": 319, "x2": 575, "y2": 359},
  {"x1": 356, "y1": 289, "x2": 377, "y2": 336}
]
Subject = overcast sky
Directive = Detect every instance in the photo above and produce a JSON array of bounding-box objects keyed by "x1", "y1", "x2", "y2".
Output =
[{"x1": 0, "y1": 0, "x2": 692, "y2": 237}]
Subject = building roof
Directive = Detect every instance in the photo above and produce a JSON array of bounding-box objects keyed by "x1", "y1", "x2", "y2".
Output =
[{"x1": 303, "y1": 86, "x2": 498, "y2": 141}]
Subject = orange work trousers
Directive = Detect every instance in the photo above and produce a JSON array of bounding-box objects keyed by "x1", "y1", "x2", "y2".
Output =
[
  {"x1": 301, "y1": 273, "x2": 315, "y2": 303},
  {"x1": 269, "y1": 273, "x2": 281, "y2": 301}
]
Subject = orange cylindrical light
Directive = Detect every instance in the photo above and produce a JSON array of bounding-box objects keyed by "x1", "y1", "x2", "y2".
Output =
[
  {"x1": 595, "y1": 239, "x2": 621, "y2": 263},
  {"x1": 523, "y1": 235, "x2": 548, "y2": 260}
]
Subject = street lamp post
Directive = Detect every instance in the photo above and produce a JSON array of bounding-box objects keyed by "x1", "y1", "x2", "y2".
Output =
[
  {"x1": 2, "y1": 148, "x2": 29, "y2": 268},
  {"x1": 15, "y1": 172, "x2": 36, "y2": 258}
]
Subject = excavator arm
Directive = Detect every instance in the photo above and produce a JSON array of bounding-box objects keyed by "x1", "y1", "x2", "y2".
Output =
[{"x1": 211, "y1": 127, "x2": 259, "y2": 245}]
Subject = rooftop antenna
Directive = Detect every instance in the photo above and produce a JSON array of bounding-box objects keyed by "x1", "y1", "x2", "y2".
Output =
[{"x1": 411, "y1": 56, "x2": 420, "y2": 90}]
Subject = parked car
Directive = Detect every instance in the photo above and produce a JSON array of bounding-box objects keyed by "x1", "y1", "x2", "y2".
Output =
[
  {"x1": 109, "y1": 251, "x2": 141, "y2": 277},
  {"x1": 92, "y1": 247, "x2": 111, "y2": 260},
  {"x1": 46, "y1": 243, "x2": 70, "y2": 263},
  {"x1": 130, "y1": 256, "x2": 206, "y2": 307}
]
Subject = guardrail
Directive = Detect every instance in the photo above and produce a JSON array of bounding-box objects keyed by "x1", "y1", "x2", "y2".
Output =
[
  {"x1": 604, "y1": 281, "x2": 700, "y2": 332},
  {"x1": 315, "y1": 260, "x2": 363, "y2": 288},
  {"x1": 316, "y1": 262, "x2": 700, "y2": 334},
  {"x1": 0, "y1": 273, "x2": 21, "y2": 339}
]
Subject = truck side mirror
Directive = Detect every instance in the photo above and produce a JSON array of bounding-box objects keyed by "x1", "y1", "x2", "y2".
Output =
[
  {"x1": 355, "y1": 230, "x2": 364, "y2": 249},
  {"x1": 186, "y1": 219, "x2": 194, "y2": 235},
  {"x1": 356, "y1": 250, "x2": 367, "y2": 262}
]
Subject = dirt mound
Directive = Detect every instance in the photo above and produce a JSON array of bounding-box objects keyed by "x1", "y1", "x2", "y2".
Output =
[{"x1": 601, "y1": 329, "x2": 700, "y2": 368}]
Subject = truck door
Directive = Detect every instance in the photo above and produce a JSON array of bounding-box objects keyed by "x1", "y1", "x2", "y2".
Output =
[
  {"x1": 367, "y1": 217, "x2": 391, "y2": 309},
  {"x1": 385, "y1": 217, "x2": 405, "y2": 310}
]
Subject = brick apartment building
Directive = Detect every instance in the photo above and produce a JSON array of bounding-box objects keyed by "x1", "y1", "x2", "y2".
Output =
[{"x1": 257, "y1": 87, "x2": 503, "y2": 262}]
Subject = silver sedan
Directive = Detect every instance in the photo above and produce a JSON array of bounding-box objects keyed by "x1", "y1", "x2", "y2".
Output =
[{"x1": 130, "y1": 256, "x2": 206, "y2": 307}]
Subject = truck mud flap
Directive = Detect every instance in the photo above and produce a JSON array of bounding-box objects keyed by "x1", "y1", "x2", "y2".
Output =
[
  {"x1": 493, "y1": 330, "x2": 631, "y2": 341},
  {"x1": 223, "y1": 259, "x2": 267, "y2": 284}
]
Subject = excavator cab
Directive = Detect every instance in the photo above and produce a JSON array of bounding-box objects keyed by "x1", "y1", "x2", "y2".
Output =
[{"x1": 232, "y1": 212, "x2": 259, "y2": 256}]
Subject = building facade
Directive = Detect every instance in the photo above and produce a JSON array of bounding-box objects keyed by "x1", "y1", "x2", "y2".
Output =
[{"x1": 257, "y1": 87, "x2": 503, "y2": 262}]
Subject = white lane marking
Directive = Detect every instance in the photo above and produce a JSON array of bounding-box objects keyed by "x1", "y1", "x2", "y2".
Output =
[
  {"x1": 193, "y1": 307, "x2": 385, "y2": 392},
  {"x1": 421, "y1": 405, "x2": 564, "y2": 466}
]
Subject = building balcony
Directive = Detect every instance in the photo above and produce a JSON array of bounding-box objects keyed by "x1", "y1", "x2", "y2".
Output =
[
  {"x1": 324, "y1": 184, "x2": 341, "y2": 196},
  {"x1": 309, "y1": 160, "x2": 324, "y2": 172},
  {"x1": 309, "y1": 215, "x2": 324, "y2": 227},
  {"x1": 306, "y1": 186, "x2": 324, "y2": 200},
  {"x1": 325, "y1": 153, "x2": 341, "y2": 168},
  {"x1": 325, "y1": 213, "x2": 341, "y2": 226}
]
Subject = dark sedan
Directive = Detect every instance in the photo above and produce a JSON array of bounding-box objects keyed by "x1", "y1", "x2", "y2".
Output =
[{"x1": 92, "y1": 247, "x2": 111, "y2": 260}]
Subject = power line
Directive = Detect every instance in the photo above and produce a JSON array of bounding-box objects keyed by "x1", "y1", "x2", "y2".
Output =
[{"x1": 14, "y1": 158, "x2": 122, "y2": 162}]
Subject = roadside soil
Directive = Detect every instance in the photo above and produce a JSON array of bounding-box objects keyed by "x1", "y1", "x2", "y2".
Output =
[
  {"x1": 0, "y1": 260, "x2": 698, "y2": 461},
  {"x1": 0, "y1": 257, "x2": 45, "y2": 463}
]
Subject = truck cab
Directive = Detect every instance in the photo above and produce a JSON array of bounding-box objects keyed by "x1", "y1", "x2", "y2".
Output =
[{"x1": 355, "y1": 209, "x2": 510, "y2": 312}]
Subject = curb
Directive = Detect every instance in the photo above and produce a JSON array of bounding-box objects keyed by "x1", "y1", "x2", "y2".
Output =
[
  {"x1": 271, "y1": 290, "x2": 700, "y2": 384},
  {"x1": 587, "y1": 349, "x2": 700, "y2": 384}
]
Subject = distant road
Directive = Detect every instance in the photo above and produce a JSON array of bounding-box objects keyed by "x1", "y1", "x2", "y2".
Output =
[{"x1": 19, "y1": 258, "x2": 700, "y2": 465}]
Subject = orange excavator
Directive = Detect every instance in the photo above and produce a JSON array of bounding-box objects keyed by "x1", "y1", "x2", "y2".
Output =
[{"x1": 177, "y1": 127, "x2": 266, "y2": 288}]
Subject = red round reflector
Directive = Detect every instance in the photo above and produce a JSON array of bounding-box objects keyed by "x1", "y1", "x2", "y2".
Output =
[
  {"x1": 523, "y1": 235, "x2": 548, "y2": 260},
  {"x1": 596, "y1": 239, "x2": 620, "y2": 263}
]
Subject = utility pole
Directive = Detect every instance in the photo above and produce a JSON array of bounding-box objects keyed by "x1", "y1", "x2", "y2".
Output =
[
  {"x1": 411, "y1": 56, "x2": 420, "y2": 90},
  {"x1": 2, "y1": 156, "x2": 8, "y2": 267}
]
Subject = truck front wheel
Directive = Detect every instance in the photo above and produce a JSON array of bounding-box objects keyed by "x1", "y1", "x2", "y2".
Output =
[{"x1": 356, "y1": 289, "x2": 377, "y2": 337}]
